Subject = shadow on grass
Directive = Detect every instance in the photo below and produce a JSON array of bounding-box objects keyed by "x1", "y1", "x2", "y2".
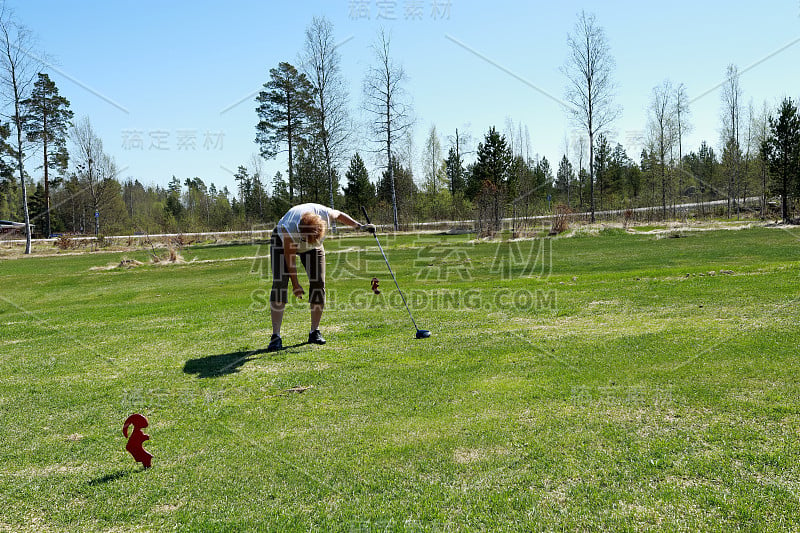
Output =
[
  {"x1": 183, "y1": 343, "x2": 307, "y2": 378},
  {"x1": 88, "y1": 468, "x2": 143, "y2": 486}
]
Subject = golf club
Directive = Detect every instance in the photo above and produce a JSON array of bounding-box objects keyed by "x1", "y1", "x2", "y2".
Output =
[{"x1": 361, "y1": 206, "x2": 431, "y2": 339}]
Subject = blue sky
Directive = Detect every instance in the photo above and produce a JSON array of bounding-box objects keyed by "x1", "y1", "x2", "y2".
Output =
[{"x1": 8, "y1": 0, "x2": 800, "y2": 194}]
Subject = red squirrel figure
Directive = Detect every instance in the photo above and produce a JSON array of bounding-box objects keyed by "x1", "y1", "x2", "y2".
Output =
[
  {"x1": 123, "y1": 414, "x2": 152, "y2": 468},
  {"x1": 371, "y1": 277, "x2": 380, "y2": 295}
]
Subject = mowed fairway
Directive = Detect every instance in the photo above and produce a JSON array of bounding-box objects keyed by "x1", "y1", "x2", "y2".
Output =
[{"x1": 1, "y1": 226, "x2": 799, "y2": 531}]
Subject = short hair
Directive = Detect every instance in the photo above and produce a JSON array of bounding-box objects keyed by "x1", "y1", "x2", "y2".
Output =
[{"x1": 299, "y1": 212, "x2": 326, "y2": 244}]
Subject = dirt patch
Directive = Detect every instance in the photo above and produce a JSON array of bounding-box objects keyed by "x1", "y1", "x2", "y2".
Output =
[
  {"x1": 453, "y1": 447, "x2": 511, "y2": 464},
  {"x1": 153, "y1": 502, "x2": 185, "y2": 513},
  {"x1": 90, "y1": 250, "x2": 188, "y2": 271},
  {"x1": 90, "y1": 258, "x2": 144, "y2": 271},
  {"x1": 150, "y1": 248, "x2": 185, "y2": 265}
]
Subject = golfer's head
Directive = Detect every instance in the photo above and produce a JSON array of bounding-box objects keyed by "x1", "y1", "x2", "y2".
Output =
[{"x1": 299, "y1": 213, "x2": 326, "y2": 245}]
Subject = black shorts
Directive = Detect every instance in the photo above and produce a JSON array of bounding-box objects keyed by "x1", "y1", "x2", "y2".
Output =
[{"x1": 269, "y1": 230, "x2": 326, "y2": 305}]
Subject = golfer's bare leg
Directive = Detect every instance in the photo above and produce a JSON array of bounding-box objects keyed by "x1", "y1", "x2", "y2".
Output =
[
  {"x1": 271, "y1": 302, "x2": 285, "y2": 336},
  {"x1": 310, "y1": 303, "x2": 323, "y2": 333}
]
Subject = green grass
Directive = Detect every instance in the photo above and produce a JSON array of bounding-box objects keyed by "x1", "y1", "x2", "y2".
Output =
[{"x1": 1, "y1": 226, "x2": 799, "y2": 531}]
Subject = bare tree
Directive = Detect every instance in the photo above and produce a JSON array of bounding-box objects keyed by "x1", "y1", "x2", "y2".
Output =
[
  {"x1": 363, "y1": 29, "x2": 413, "y2": 230},
  {"x1": 563, "y1": 10, "x2": 621, "y2": 223},
  {"x1": 301, "y1": 16, "x2": 351, "y2": 228},
  {"x1": 503, "y1": 117, "x2": 533, "y2": 163},
  {"x1": 753, "y1": 100, "x2": 771, "y2": 218},
  {"x1": 741, "y1": 100, "x2": 756, "y2": 208},
  {"x1": 0, "y1": 7, "x2": 39, "y2": 253},
  {"x1": 560, "y1": 134, "x2": 571, "y2": 207},
  {"x1": 445, "y1": 126, "x2": 472, "y2": 214},
  {"x1": 504, "y1": 116, "x2": 516, "y2": 156},
  {"x1": 721, "y1": 64, "x2": 742, "y2": 218},
  {"x1": 673, "y1": 83, "x2": 691, "y2": 205},
  {"x1": 421, "y1": 124, "x2": 443, "y2": 195},
  {"x1": 71, "y1": 117, "x2": 118, "y2": 236},
  {"x1": 648, "y1": 80, "x2": 675, "y2": 218}
]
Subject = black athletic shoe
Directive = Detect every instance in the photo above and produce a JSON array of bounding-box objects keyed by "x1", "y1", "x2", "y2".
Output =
[
  {"x1": 308, "y1": 330, "x2": 326, "y2": 345},
  {"x1": 267, "y1": 334, "x2": 282, "y2": 352}
]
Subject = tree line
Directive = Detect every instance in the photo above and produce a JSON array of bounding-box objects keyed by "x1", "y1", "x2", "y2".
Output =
[{"x1": 2, "y1": 10, "x2": 799, "y2": 254}]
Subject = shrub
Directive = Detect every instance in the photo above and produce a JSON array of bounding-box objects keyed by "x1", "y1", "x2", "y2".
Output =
[
  {"x1": 623, "y1": 209, "x2": 634, "y2": 229},
  {"x1": 550, "y1": 204, "x2": 572, "y2": 235},
  {"x1": 55, "y1": 235, "x2": 74, "y2": 250}
]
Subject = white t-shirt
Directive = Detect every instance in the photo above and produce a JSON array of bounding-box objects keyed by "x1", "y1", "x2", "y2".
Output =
[{"x1": 277, "y1": 203, "x2": 341, "y2": 253}]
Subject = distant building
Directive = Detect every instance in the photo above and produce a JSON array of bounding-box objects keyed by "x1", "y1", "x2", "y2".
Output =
[{"x1": 0, "y1": 220, "x2": 29, "y2": 237}]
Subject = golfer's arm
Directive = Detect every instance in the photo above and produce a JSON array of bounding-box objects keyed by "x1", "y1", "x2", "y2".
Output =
[
  {"x1": 336, "y1": 212, "x2": 361, "y2": 229},
  {"x1": 281, "y1": 230, "x2": 301, "y2": 287}
]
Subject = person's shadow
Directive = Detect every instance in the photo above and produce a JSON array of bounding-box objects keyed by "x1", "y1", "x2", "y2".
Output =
[
  {"x1": 87, "y1": 469, "x2": 140, "y2": 486},
  {"x1": 183, "y1": 343, "x2": 307, "y2": 378}
]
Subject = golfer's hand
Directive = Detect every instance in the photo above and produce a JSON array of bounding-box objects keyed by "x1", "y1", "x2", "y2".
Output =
[
  {"x1": 292, "y1": 284, "x2": 305, "y2": 300},
  {"x1": 360, "y1": 223, "x2": 376, "y2": 234}
]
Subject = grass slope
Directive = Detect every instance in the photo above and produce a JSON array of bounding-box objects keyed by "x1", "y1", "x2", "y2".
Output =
[{"x1": 0, "y1": 226, "x2": 799, "y2": 531}]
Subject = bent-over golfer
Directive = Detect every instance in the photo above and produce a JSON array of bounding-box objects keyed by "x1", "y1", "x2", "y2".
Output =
[{"x1": 268, "y1": 203, "x2": 374, "y2": 352}]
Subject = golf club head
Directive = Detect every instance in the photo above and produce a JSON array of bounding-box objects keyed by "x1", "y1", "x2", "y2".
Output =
[{"x1": 415, "y1": 329, "x2": 431, "y2": 339}]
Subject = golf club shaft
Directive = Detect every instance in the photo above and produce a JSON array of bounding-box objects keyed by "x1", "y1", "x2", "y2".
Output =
[{"x1": 361, "y1": 207, "x2": 420, "y2": 331}]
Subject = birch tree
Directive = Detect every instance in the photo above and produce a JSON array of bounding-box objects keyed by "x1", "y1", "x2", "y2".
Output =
[
  {"x1": 648, "y1": 80, "x2": 675, "y2": 218},
  {"x1": 422, "y1": 124, "x2": 443, "y2": 195},
  {"x1": 363, "y1": 29, "x2": 413, "y2": 230},
  {"x1": 673, "y1": 83, "x2": 691, "y2": 205},
  {"x1": 71, "y1": 117, "x2": 119, "y2": 236},
  {"x1": 301, "y1": 16, "x2": 351, "y2": 224},
  {"x1": 721, "y1": 64, "x2": 742, "y2": 218},
  {"x1": 563, "y1": 10, "x2": 620, "y2": 223},
  {"x1": 0, "y1": 8, "x2": 38, "y2": 253}
]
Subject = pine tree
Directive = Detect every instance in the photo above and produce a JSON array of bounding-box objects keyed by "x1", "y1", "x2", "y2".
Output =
[
  {"x1": 22, "y1": 72, "x2": 73, "y2": 237},
  {"x1": 606, "y1": 143, "x2": 631, "y2": 204},
  {"x1": 469, "y1": 126, "x2": 512, "y2": 199},
  {"x1": 536, "y1": 157, "x2": 553, "y2": 191},
  {"x1": 255, "y1": 62, "x2": 315, "y2": 202},
  {"x1": 233, "y1": 165, "x2": 250, "y2": 209},
  {"x1": 28, "y1": 181, "x2": 46, "y2": 232},
  {"x1": 294, "y1": 138, "x2": 328, "y2": 204},
  {"x1": 377, "y1": 157, "x2": 416, "y2": 223},
  {"x1": 343, "y1": 153, "x2": 374, "y2": 213},
  {"x1": 556, "y1": 155, "x2": 575, "y2": 206},
  {"x1": 470, "y1": 127, "x2": 512, "y2": 231},
  {"x1": 271, "y1": 171, "x2": 290, "y2": 219},
  {"x1": 445, "y1": 146, "x2": 465, "y2": 196},
  {"x1": 593, "y1": 135, "x2": 611, "y2": 211},
  {"x1": 764, "y1": 97, "x2": 800, "y2": 223}
]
